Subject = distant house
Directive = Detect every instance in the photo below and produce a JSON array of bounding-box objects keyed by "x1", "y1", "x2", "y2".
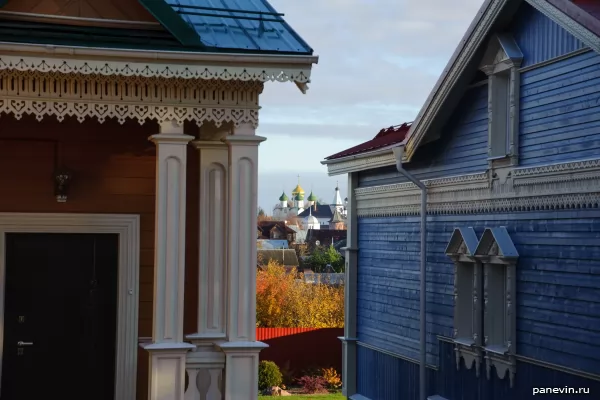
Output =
[
  {"x1": 323, "y1": 1, "x2": 600, "y2": 400},
  {"x1": 257, "y1": 239, "x2": 289, "y2": 250},
  {"x1": 306, "y1": 229, "x2": 347, "y2": 248},
  {"x1": 257, "y1": 221, "x2": 296, "y2": 243},
  {"x1": 257, "y1": 249, "x2": 300, "y2": 270}
]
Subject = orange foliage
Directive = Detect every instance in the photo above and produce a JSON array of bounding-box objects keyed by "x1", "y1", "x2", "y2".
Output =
[{"x1": 256, "y1": 261, "x2": 344, "y2": 328}]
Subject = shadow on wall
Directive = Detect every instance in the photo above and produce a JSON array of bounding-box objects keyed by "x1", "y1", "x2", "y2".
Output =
[{"x1": 257, "y1": 328, "x2": 343, "y2": 381}]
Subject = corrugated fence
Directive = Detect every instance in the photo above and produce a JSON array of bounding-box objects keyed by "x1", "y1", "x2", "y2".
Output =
[{"x1": 256, "y1": 327, "x2": 343, "y2": 380}]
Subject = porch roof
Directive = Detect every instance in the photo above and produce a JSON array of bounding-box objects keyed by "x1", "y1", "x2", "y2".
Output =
[{"x1": 0, "y1": 0, "x2": 314, "y2": 56}]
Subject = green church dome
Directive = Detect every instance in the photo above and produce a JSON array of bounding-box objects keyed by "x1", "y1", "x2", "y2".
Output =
[
  {"x1": 308, "y1": 191, "x2": 318, "y2": 201},
  {"x1": 279, "y1": 192, "x2": 289, "y2": 201}
]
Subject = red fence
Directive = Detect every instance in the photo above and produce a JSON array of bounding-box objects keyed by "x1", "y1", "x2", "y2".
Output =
[{"x1": 256, "y1": 327, "x2": 343, "y2": 380}]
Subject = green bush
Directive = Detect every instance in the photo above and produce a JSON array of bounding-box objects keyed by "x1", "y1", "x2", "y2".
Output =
[{"x1": 258, "y1": 360, "x2": 283, "y2": 390}]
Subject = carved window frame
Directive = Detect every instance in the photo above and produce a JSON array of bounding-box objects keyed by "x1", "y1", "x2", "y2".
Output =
[
  {"x1": 474, "y1": 227, "x2": 519, "y2": 387},
  {"x1": 445, "y1": 227, "x2": 483, "y2": 376},
  {"x1": 479, "y1": 33, "x2": 523, "y2": 169}
]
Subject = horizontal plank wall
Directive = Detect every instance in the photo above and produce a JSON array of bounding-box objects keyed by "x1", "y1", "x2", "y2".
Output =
[
  {"x1": 0, "y1": 115, "x2": 199, "y2": 400},
  {"x1": 511, "y1": 3, "x2": 586, "y2": 67},
  {"x1": 357, "y1": 210, "x2": 600, "y2": 373},
  {"x1": 519, "y1": 50, "x2": 600, "y2": 166},
  {"x1": 357, "y1": 85, "x2": 488, "y2": 188}
]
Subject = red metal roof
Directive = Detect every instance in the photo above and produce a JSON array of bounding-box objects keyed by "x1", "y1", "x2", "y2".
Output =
[{"x1": 325, "y1": 122, "x2": 411, "y2": 160}]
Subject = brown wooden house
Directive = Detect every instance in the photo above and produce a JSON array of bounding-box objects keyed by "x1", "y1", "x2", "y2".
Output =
[{"x1": 0, "y1": 1, "x2": 316, "y2": 400}]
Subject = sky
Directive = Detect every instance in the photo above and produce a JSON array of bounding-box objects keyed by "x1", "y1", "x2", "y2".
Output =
[{"x1": 256, "y1": 0, "x2": 486, "y2": 213}]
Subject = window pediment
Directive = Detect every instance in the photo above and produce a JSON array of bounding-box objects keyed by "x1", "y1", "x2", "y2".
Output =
[
  {"x1": 479, "y1": 33, "x2": 524, "y2": 75},
  {"x1": 474, "y1": 227, "x2": 519, "y2": 264}
]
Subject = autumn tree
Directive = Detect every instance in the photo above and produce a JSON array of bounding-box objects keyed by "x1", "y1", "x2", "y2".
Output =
[{"x1": 256, "y1": 261, "x2": 344, "y2": 328}]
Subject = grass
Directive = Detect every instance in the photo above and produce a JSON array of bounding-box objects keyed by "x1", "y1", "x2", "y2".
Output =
[{"x1": 258, "y1": 395, "x2": 344, "y2": 399}]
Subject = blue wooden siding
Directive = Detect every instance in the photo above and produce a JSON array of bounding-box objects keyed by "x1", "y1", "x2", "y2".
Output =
[
  {"x1": 519, "y1": 50, "x2": 600, "y2": 166},
  {"x1": 356, "y1": 341, "x2": 600, "y2": 400},
  {"x1": 358, "y1": 85, "x2": 488, "y2": 188},
  {"x1": 357, "y1": 210, "x2": 600, "y2": 374},
  {"x1": 511, "y1": 3, "x2": 586, "y2": 68}
]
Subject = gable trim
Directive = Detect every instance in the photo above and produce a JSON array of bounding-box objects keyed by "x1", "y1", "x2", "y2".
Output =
[
  {"x1": 402, "y1": 0, "x2": 600, "y2": 163},
  {"x1": 402, "y1": 0, "x2": 506, "y2": 162}
]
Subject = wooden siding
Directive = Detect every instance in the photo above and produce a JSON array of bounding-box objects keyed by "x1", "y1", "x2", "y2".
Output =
[
  {"x1": 356, "y1": 341, "x2": 600, "y2": 400},
  {"x1": 0, "y1": 115, "x2": 200, "y2": 400},
  {"x1": 358, "y1": 85, "x2": 489, "y2": 188},
  {"x1": 511, "y1": 3, "x2": 586, "y2": 68},
  {"x1": 357, "y1": 210, "x2": 600, "y2": 374},
  {"x1": 519, "y1": 50, "x2": 600, "y2": 166}
]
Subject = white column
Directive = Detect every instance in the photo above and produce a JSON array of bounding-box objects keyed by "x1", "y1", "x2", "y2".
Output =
[
  {"x1": 340, "y1": 171, "x2": 358, "y2": 397},
  {"x1": 217, "y1": 123, "x2": 268, "y2": 400},
  {"x1": 185, "y1": 141, "x2": 228, "y2": 400},
  {"x1": 141, "y1": 120, "x2": 195, "y2": 400}
]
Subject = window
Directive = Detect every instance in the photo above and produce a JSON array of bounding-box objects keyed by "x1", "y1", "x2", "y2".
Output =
[
  {"x1": 445, "y1": 228, "x2": 483, "y2": 376},
  {"x1": 479, "y1": 34, "x2": 523, "y2": 167},
  {"x1": 474, "y1": 227, "x2": 519, "y2": 388},
  {"x1": 447, "y1": 227, "x2": 519, "y2": 387}
]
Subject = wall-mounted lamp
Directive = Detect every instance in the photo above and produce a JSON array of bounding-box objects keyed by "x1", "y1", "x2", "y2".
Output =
[{"x1": 54, "y1": 168, "x2": 72, "y2": 203}]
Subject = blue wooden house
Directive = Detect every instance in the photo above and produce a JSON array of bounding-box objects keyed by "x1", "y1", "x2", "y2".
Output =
[{"x1": 322, "y1": 0, "x2": 600, "y2": 399}]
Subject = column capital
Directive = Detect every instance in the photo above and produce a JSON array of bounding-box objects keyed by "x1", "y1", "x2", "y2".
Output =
[
  {"x1": 222, "y1": 135, "x2": 266, "y2": 146},
  {"x1": 149, "y1": 133, "x2": 194, "y2": 145},
  {"x1": 217, "y1": 341, "x2": 269, "y2": 353},
  {"x1": 191, "y1": 140, "x2": 229, "y2": 150}
]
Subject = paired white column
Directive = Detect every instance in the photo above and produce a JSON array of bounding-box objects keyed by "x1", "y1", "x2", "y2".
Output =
[
  {"x1": 340, "y1": 172, "x2": 359, "y2": 397},
  {"x1": 217, "y1": 123, "x2": 268, "y2": 400},
  {"x1": 185, "y1": 141, "x2": 229, "y2": 400},
  {"x1": 142, "y1": 120, "x2": 195, "y2": 400}
]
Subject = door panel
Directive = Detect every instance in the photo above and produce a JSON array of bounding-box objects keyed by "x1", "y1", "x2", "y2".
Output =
[{"x1": 1, "y1": 233, "x2": 118, "y2": 400}]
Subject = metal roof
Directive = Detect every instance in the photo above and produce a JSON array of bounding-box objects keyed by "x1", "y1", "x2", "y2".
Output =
[
  {"x1": 445, "y1": 227, "x2": 479, "y2": 256},
  {"x1": 474, "y1": 227, "x2": 519, "y2": 259},
  {"x1": 325, "y1": 123, "x2": 411, "y2": 161},
  {"x1": 168, "y1": 0, "x2": 313, "y2": 54}
]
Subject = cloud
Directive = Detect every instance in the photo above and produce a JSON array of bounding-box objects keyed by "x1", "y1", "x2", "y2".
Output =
[{"x1": 259, "y1": 0, "x2": 486, "y2": 141}]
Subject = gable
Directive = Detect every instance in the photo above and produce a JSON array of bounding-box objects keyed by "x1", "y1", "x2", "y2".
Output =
[
  {"x1": 511, "y1": 2, "x2": 587, "y2": 67},
  {"x1": 0, "y1": 0, "x2": 156, "y2": 23}
]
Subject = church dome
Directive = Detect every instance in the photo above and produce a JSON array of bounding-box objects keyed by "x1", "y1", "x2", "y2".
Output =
[
  {"x1": 294, "y1": 192, "x2": 304, "y2": 201},
  {"x1": 305, "y1": 214, "x2": 319, "y2": 226},
  {"x1": 292, "y1": 184, "x2": 305, "y2": 196},
  {"x1": 279, "y1": 192, "x2": 289, "y2": 201},
  {"x1": 308, "y1": 191, "x2": 318, "y2": 202}
]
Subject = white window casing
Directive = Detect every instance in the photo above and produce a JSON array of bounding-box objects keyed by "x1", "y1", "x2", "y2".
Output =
[
  {"x1": 474, "y1": 227, "x2": 519, "y2": 388},
  {"x1": 479, "y1": 33, "x2": 523, "y2": 169},
  {"x1": 445, "y1": 227, "x2": 483, "y2": 376}
]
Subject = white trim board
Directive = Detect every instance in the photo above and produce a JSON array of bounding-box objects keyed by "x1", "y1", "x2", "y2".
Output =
[{"x1": 0, "y1": 213, "x2": 140, "y2": 400}]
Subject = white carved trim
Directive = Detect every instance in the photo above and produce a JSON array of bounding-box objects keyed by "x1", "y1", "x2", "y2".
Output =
[
  {"x1": 0, "y1": 70, "x2": 260, "y2": 127},
  {"x1": 0, "y1": 212, "x2": 139, "y2": 400},
  {"x1": 355, "y1": 158, "x2": 600, "y2": 216},
  {"x1": 525, "y1": 0, "x2": 600, "y2": 54},
  {"x1": 0, "y1": 54, "x2": 312, "y2": 83},
  {"x1": 324, "y1": 150, "x2": 397, "y2": 176}
]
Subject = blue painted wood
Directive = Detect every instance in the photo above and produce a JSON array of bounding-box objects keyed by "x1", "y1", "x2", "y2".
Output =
[
  {"x1": 511, "y1": 3, "x2": 586, "y2": 67},
  {"x1": 357, "y1": 210, "x2": 600, "y2": 374},
  {"x1": 519, "y1": 50, "x2": 600, "y2": 166},
  {"x1": 355, "y1": 341, "x2": 600, "y2": 400},
  {"x1": 356, "y1": 344, "x2": 437, "y2": 400},
  {"x1": 357, "y1": 85, "x2": 488, "y2": 188}
]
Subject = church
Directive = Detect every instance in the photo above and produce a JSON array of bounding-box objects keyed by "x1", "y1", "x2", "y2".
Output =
[{"x1": 272, "y1": 178, "x2": 347, "y2": 230}]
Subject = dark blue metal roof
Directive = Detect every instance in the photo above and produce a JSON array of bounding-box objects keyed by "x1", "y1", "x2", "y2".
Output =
[
  {"x1": 445, "y1": 227, "x2": 479, "y2": 256},
  {"x1": 169, "y1": 0, "x2": 313, "y2": 54}
]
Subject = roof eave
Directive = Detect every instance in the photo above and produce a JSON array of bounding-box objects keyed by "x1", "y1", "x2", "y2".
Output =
[
  {"x1": 321, "y1": 144, "x2": 403, "y2": 176},
  {"x1": 137, "y1": 0, "x2": 205, "y2": 48},
  {"x1": 0, "y1": 41, "x2": 318, "y2": 92}
]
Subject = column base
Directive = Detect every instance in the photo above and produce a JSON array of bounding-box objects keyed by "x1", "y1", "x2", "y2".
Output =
[
  {"x1": 217, "y1": 341, "x2": 269, "y2": 400},
  {"x1": 339, "y1": 337, "x2": 358, "y2": 397},
  {"x1": 141, "y1": 342, "x2": 196, "y2": 400}
]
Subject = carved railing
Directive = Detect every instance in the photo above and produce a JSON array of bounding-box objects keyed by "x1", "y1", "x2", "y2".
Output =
[{"x1": 185, "y1": 343, "x2": 225, "y2": 400}]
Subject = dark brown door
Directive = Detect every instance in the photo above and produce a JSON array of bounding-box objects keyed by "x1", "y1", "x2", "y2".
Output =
[{"x1": 1, "y1": 233, "x2": 118, "y2": 400}]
